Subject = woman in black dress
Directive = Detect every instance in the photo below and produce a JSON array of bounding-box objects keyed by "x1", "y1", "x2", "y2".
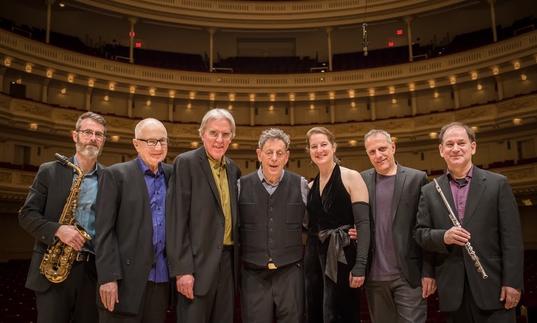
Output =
[{"x1": 304, "y1": 126, "x2": 370, "y2": 323}]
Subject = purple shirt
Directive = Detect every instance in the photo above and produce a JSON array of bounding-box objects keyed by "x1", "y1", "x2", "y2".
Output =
[
  {"x1": 137, "y1": 157, "x2": 169, "y2": 283},
  {"x1": 370, "y1": 173, "x2": 400, "y2": 281},
  {"x1": 447, "y1": 167, "x2": 473, "y2": 222}
]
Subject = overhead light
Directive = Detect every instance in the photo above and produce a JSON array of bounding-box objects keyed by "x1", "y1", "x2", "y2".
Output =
[
  {"x1": 60, "y1": 87, "x2": 67, "y2": 95},
  {"x1": 391, "y1": 97, "x2": 397, "y2": 104},
  {"x1": 59, "y1": 2, "x2": 65, "y2": 7},
  {"x1": 449, "y1": 75, "x2": 457, "y2": 85},
  {"x1": 429, "y1": 132, "x2": 438, "y2": 139},
  {"x1": 433, "y1": 90, "x2": 439, "y2": 98},
  {"x1": 29, "y1": 123, "x2": 38, "y2": 130},
  {"x1": 513, "y1": 61, "x2": 521, "y2": 70},
  {"x1": 229, "y1": 93, "x2": 235, "y2": 102},
  {"x1": 109, "y1": 82, "x2": 116, "y2": 91},
  {"x1": 309, "y1": 103, "x2": 315, "y2": 110},
  {"x1": 288, "y1": 93, "x2": 295, "y2": 102},
  {"x1": 3, "y1": 57, "x2": 12, "y2": 67},
  {"x1": 328, "y1": 91, "x2": 335, "y2": 100},
  {"x1": 186, "y1": 102, "x2": 192, "y2": 109},
  {"x1": 408, "y1": 83, "x2": 415, "y2": 92},
  {"x1": 46, "y1": 69, "x2": 54, "y2": 78},
  {"x1": 129, "y1": 85, "x2": 136, "y2": 94},
  {"x1": 512, "y1": 118, "x2": 522, "y2": 125},
  {"x1": 25, "y1": 63, "x2": 32, "y2": 73},
  {"x1": 492, "y1": 66, "x2": 500, "y2": 75},
  {"x1": 189, "y1": 91, "x2": 196, "y2": 100},
  {"x1": 520, "y1": 73, "x2": 527, "y2": 81},
  {"x1": 67, "y1": 74, "x2": 75, "y2": 83},
  {"x1": 191, "y1": 141, "x2": 199, "y2": 148},
  {"x1": 477, "y1": 83, "x2": 483, "y2": 91},
  {"x1": 103, "y1": 95, "x2": 109, "y2": 102},
  {"x1": 428, "y1": 80, "x2": 435, "y2": 89},
  {"x1": 471, "y1": 126, "x2": 478, "y2": 132},
  {"x1": 348, "y1": 139, "x2": 357, "y2": 146},
  {"x1": 350, "y1": 100, "x2": 356, "y2": 108},
  {"x1": 470, "y1": 71, "x2": 478, "y2": 80},
  {"x1": 368, "y1": 88, "x2": 375, "y2": 97},
  {"x1": 270, "y1": 93, "x2": 276, "y2": 102},
  {"x1": 249, "y1": 93, "x2": 256, "y2": 102},
  {"x1": 110, "y1": 135, "x2": 120, "y2": 142},
  {"x1": 388, "y1": 86, "x2": 395, "y2": 94},
  {"x1": 309, "y1": 93, "x2": 315, "y2": 101},
  {"x1": 146, "y1": 99, "x2": 152, "y2": 107},
  {"x1": 169, "y1": 90, "x2": 175, "y2": 98},
  {"x1": 231, "y1": 143, "x2": 239, "y2": 149},
  {"x1": 149, "y1": 88, "x2": 156, "y2": 96},
  {"x1": 88, "y1": 79, "x2": 95, "y2": 87},
  {"x1": 268, "y1": 105, "x2": 274, "y2": 111},
  {"x1": 227, "y1": 104, "x2": 233, "y2": 110},
  {"x1": 348, "y1": 89, "x2": 355, "y2": 98},
  {"x1": 209, "y1": 92, "x2": 215, "y2": 101}
]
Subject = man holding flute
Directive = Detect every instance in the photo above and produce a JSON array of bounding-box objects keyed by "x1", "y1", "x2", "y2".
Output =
[{"x1": 415, "y1": 122, "x2": 524, "y2": 323}]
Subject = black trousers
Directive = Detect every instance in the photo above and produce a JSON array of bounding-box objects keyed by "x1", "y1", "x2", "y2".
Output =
[
  {"x1": 99, "y1": 281, "x2": 169, "y2": 323},
  {"x1": 447, "y1": 276, "x2": 515, "y2": 323},
  {"x1": 241, "y1": 262, "x2": 304, "y2": 323},
  {"x1": 176, "y1": 248, "x2": 234, "y2": 323},
  {"x1": 35, "y1": 257, "x2": 98, "y2": 323}
]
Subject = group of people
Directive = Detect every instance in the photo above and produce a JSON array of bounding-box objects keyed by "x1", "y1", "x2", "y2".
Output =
[{"x1": 18, "y1": 109, "x2": 524, "y2": 323}]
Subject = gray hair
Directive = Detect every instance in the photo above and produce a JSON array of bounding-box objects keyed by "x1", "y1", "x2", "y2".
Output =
[
  {"x1": 75, "y1": 112, "x2": 107, "y2": 132},
  {"x1": 439, "y1": 122, "x2": 476, "y2": 143},
  {"x1": 198, "y1": 108, "x2": 236, "y2": 139},
  {"x1": 258, "y1": 128, "x2": 290, "y2": 150},
  {"x1": 134, "y1": 118, "x2": 166, "y2": 138},
  {"x1": 364, "y1": 129, "x2": 392, "y2": 145}
]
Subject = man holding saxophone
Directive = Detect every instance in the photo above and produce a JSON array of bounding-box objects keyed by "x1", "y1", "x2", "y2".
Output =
[
  {"x1": 415, "y1": 122, "x2": 524, "y2": 322},
  {"x1": 19, "y1": 112, "x2": 107, "y2": 323}
]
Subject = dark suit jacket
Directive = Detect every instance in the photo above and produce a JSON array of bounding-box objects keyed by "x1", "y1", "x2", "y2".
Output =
[
  {"x1": 18, "y1": 157, "x2": 103, "y2": 292},
  {"x1": 361, "y1": 165, "x2": 432, "y2": 288},
  {"x1": 94, "y1": 159, "x2": 172, "y2": 315},
  {"x1": 166, "y1": 146, "x2": 241, "y2": 296},
  {"x1": 415, "y1": 166, "x2": 524, "y2": 311}
]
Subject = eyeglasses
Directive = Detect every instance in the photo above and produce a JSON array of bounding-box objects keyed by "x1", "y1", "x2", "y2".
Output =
[
  {"x1": 77, "y1": 129, "x2": 106, "y2": 140},
  {"x1": 136, "y1": 138, "x2": 168, "y2": 146},
  {"x1": 262, "y1": 150, "x2": 287, "y2": 159},
  {"x1": 206, "y1": 130, "x2": 232, "y2": 140}
]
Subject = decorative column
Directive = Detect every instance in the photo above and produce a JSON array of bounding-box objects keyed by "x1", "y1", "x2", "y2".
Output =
[
  {"x1": 329, "y1": 99, "x2": 335, "y2": 124},
  {"x1": 128, "y1": 93, "x2": 134, "y2": 118},
  {"x1": 41, "y1": 79, "x2": 50, "y2": 103},
  {"x1": 326, "y1": 27, "x2": 333, "y2": 71},
  {"x1": 488, "y1": 0, "x2": 498, "y2": 42},
  {"x1": 168, "y1": 98, "x2": 174, "y2": 122},
  {"x1": 370, "y1": 96, "x2": 376, "y2": 121},
  {"x1": 209, "y1": 28, "x2": 215, "y2": 72},
  {"x1": 45, "y1": 0, "x2": 54, "y2": 44},
  {"x1": 249, "y1": 101, "x2": 255, "y2": 126},
  {"x1": 451, "y1": 85, "x2": 460, "y2": 109},
  {"x1": 289, "y1": 101, "x2": 295, "y2": 126},
  {"x1": 410, "y1": 92, "x2": 417, "y2": 116},
  {"x1": 128, "y1": 17, "x2": 137, "y2": 64},
  {"x1": 85, "y1": 88, "x2": 92, "y2": 111},
  {"x1": 404, "y1": 16, "x2": 414, "y2": 62},
  {"x1": 495, "y1": 75, "x2": 504, "y2": 101}
]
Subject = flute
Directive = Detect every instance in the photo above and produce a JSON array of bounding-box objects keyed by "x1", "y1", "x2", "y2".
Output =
[{"x1": 433, "y1": 178, "x2": 488, "y2": 279}]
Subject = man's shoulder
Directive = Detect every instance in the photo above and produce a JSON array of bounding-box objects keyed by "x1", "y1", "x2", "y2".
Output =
[
  {"x1": 474, "y1": 167, "x2": 507, "y2": 183},
  {"x1": 399, "y1": 165, "x2": 427, "y2": 177},
  {"x1": 177, "y1": 148, "x2": 201, "y2": 161}
]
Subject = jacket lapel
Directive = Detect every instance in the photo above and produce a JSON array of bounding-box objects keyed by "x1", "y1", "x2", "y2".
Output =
[
  {"x1": 438, "y1": 174, "x2": 458, "y2": 220},
  {"x1": 197, "y1": 148, "x2": 223, "y2": 213},
  {"x1": 462, "y1": 167, "x2": 486, "y2": 225},
  {"x1": 391, "y1": 166, "x2": 406, "y2": 221}
]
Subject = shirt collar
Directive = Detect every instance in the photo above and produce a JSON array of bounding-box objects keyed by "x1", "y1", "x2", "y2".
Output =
[
  {"x1": 73, "y1": 156, "x2": 98, "y2": 176},
  {"x1": 257, "y1": 167, "x2": 285, "y2": 187},
  {"x1": 447, "y1": 166, "x2": 473, "y2": 182},
  {"x1": 207, "y1": 153, "x2": 226, "y2": 170},
  {"x1": 136, "y1": 156, "x2": 163, "y2": 177}
]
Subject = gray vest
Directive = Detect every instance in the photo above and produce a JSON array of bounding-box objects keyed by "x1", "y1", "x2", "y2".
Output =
[{"x1": 239, "y1": 171, "x2": 305, "y2": 267}]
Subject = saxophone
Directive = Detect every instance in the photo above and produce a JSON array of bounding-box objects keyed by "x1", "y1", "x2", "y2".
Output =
[{"x1": 39, "y1": 153, "x2": 92, "y2": 283}]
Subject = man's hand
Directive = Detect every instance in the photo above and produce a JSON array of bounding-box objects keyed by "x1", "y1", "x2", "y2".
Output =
[
  {"x1": 500, "y1": 286, "x2": 521, "y2": 310},
  {"x1": 55, "y1": 225, "x2": 85, "y2": 251},
  {"x1": 421, "y1": 277, "x2": 437, "y2": 298},
  {"x1": 443, "y1": 227, "x2": 471, "y2": 246},
  {"x1": 99, "y1": 281, "x2": 119, "y2": 312},
  {"x1": 176, "y1": 274, "x2": 195, "y2": 300},
  {"x1": 348, "y1": 228, "x2": 357, "y2": 240},
  {"x1": 349, "y1": 273, "x2": 365, "y2": 288}
]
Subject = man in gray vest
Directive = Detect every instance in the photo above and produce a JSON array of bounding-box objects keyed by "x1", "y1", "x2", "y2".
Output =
[{"x1": 238, "y1": 128, "x2": 308, "y2": 323}]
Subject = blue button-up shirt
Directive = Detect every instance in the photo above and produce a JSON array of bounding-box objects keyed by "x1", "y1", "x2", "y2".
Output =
[
  {"x1": 137, "y1": 157, "x2": 169, "y2": 283},
  {"x1": 73, "y1": 157, "x2": 98, "y2": 253}
]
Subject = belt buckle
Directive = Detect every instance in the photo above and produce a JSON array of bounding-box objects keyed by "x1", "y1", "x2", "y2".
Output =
[
  {"x1": 76, "y1": 252, "x2": 88, "y2": 262},
  {"x1": 267, "y1": 262, "x2": 278, "y2": 270}
]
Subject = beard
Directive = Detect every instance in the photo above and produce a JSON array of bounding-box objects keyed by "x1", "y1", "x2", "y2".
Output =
[{"x1": 76, "y1": 141, "x2": 101, "y2": 158}]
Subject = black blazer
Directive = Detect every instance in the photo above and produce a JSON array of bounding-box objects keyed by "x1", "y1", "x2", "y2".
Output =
[
  {"x1": 94, "y1": 159, "x2": 172, "y2": 315},
  {"x1": 361, "y1": 165, "x2": 432, "y2": 287},
  {"x1": 415, "y1": 167, "x2": 524, "y2": 311},
  {"x1": 166, "y1": 146, "x2": 241, "y2": 296},
  {"x1": 18, "y1": 157, "x2": 103, "y2": 292}
]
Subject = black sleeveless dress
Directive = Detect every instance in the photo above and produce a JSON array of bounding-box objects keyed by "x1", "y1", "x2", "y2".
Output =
[{"x1": 305, "y1": 165, "x2": 361, "y2": 323}]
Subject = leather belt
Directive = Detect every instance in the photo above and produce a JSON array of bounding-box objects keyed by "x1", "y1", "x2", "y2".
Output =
[
  {"x1": 75, "y1": 252, "x2": 92, "y2": 262},
  {"x1": 243, "y1": 261, "x2": 279, "y2": 270}
]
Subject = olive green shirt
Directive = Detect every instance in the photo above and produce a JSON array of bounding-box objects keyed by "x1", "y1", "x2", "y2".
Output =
[{"x1": 207, "y1": 155, "x2": 233, "y2": 245}]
